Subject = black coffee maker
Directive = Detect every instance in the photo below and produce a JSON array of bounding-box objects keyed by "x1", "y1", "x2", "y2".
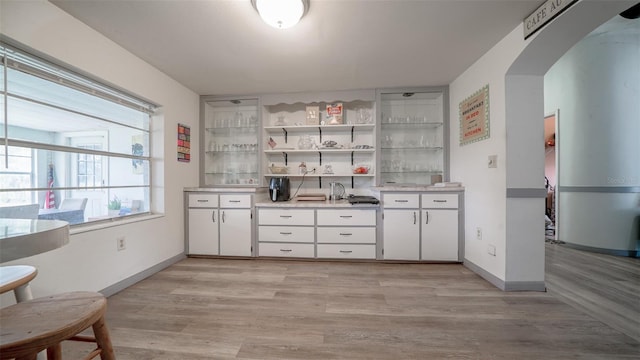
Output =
[{"x1": 269, "y1": 177, "x2": 290, "y2": 202}]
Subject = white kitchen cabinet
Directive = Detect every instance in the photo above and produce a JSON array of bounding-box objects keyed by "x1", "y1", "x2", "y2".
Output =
[
  {"x1": 219, "y1": 194, "x2": 253, "y2": 256},
  {"x1": 187, "y1": 194, "x2": 219, "y2": 255},
  {"x1": 421, "y1": 209, "x2": 458, "y2": 261},
  {"x1": 421, "y1": 193, "x2": 459, "y2": 261},
  {"x1": 220, "y1": 209, "x2": 252, "y2": 256},
  {"x1": 382, "y1": 193, "x2": 420, "y2": 260},
  {"x1": 316, "y1": 209, "x2": 376, "y2": 260},
  {"x1": 259, "y1": 243, "x2": 315, "y2": 258},
  {"x1": 188, "y1": 208, "x2": 219, "y2": 255},
  {"x1": 257, "y1": 208, "x2": 315, "y2": 258},
  {"x1": 187, "y1": 192, "x2": 253, "y2": 257},
  {"x1": 382, "y1": 209, "x2": 420, "y2": 260}
]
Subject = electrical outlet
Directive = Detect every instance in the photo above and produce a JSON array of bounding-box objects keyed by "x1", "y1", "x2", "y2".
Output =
[
  {"x1": 117, "y1": 236, "x2": 126, "y2": 251},
  {"x1": 487, "y1": 244, "x2": 496, "y2": 256},
  {"x1": 476, "y1": 227, "x2": 483, "y2": 240}
]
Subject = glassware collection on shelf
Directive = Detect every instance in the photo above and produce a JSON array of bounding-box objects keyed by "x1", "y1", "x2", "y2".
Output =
[
  {"x1": 262, "y1": 100, "x2": 376, "y2": 188},
  {"x1": 379, "y1": 91, "x2": 446, "y2": 186},
  {"x1": 202, "y1": 98, "x2": 260, "y2": 186},
  {"x1": 199, "y1": 90, "x2": 447, "y2": 188}
]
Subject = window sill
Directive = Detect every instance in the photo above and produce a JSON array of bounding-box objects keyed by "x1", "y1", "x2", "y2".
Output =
[{"x1": 69, "y1": 213, "x2": 165, "y2": 235}]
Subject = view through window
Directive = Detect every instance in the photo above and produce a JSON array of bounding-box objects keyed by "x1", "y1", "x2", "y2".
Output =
[{"x1": 0, "y1": 42, "x2": 157, "y2": 224}]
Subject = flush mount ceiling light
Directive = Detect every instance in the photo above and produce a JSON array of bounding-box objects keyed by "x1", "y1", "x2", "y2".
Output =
[{"x1": 251, "y1": 0, "x2": 310, "y2": 29}]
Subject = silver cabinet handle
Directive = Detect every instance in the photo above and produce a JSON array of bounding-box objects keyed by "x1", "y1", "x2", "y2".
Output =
[
  {"x1": 222, "y1": 211, "x2": 225, "y2": 223},
  {"x1": 425, "y1": 211, "x2": 429, "y2": 224},
  {"x1": 280, "y1": 215, "x2": 292, "y2": 218},
  {"x1": 339, "y1": 233, "x2": 352, "y2": 236},
  {"x1": 339, "y1": 250, "x2": 353, "y2": 254},
  {"x1": 395, "y1": 199, "x2": 409, "y2": 203},
  {"x1": 229, "y1": 200, "x2": 241, "y2": 203},
  {"x1": 339, "y1": 215, "x2": 353, "y2": 218},
  {"x1": 211, "y1": 210, "x2": 216, "y2": 223},
  {"x1": 197, "y1": 199, "x2": 208, "y2": 203},
  {"x1": 280, "y1": 232, "x2": 292, "y2": 235},
  {"x1": 280, "y1": 249, "x2": 293, "y2": 253},
  {"x1": 413, "y1": 211, "x2": 417, "y2": 225},
  {"x1": 433, "y1": 200, "x2": 447, "y2": 203}
]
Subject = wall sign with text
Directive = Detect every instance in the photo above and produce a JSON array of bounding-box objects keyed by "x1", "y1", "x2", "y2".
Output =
[{"x1": 460, "y1": 85, "x2": 490, "y2": 146}]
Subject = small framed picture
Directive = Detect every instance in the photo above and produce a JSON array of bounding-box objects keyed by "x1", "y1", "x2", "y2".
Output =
[
  {"x1": 306, "y1": 106, "x2": 319, "y2": 125},
  {"x1": 326, "y1": 103, "x2": 343, "y2": 125}
]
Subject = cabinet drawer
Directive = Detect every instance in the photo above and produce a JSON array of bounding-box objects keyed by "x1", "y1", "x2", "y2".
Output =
[
  {"x1": 317, "y1": 227, "x2": 376, "y2": 244},
  {"x1": 317, "y1": 244, "x2": 376, "y2": 259},
  {"x1": 383, "y1": 194, "x2": 419, "y2": 208},
  {"x1": 317, "y1": 209, "x2": 376, "y2": 226},
  {"x1": 220, "y1": 194, "x2": 251, "y2": 208},
  {"x1": 259, "y1": 226, "x2": 314, "y2": 243},
  {"x1": 259, "y1": 243, "x2": 315, "y2": 258},
  {"x1": 188, "y1": 194, "x2": 218, "y2": 208},
  {"x1": 259, "y1": 209, "x2": 315, "y2": 226},
  {"x1": 421, "y1": 194, "x2": 459, "y2": 209}
]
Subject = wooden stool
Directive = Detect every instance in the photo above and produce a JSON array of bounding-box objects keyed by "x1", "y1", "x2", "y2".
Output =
[
  {"x1": 0, "y1": 291, "x2": 115, "y2": 360},
  {"x1": 0, "y1": 265, "x2": 38, "y2": 302}
]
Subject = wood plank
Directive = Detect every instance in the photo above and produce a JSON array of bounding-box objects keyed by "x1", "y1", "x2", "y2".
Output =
[{"x1": 57, "y1": 254, "x2": 639, "y2": 359}]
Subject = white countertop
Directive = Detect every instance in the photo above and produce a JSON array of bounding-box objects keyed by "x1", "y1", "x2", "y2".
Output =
[
  {"x1": 184, "y1": 187, "x2": 268, "y2": 193},
  {"x1": 185, "y1": 186, "x2": 464, "y2": 193},
  {"x1": 256, "y1": 199, "x2": 379, "y2": 208},
  {"x1": 372, "y1": 185, "x2": 465, "y2": 192}
]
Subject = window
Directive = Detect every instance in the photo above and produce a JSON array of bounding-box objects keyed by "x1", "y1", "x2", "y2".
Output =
[
  {"x1": 0, "y1": 146, "x2": 34, "y2": 205},
  {"x1": 77, "y1": 144, "x2": 103, "y2": 188},
  {"x1": 0, "y1": 41, "x2": 157, "y2": 224}
]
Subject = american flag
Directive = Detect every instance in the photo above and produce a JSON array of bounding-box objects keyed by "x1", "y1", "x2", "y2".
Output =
[{"x1": 44, "y1": 164, "x2": 56, "y2": 209}]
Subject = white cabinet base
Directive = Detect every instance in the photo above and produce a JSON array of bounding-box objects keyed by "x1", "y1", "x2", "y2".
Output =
[
  {"x1": 220, "y1": 209, "x2": 252, "y2": 256},
  {"x1": 259, "y1": 243, "x2": 314, "y2": 258},
  {"x1": 317, "y1": 244, "x2": 376, "y2": 259},
  {"x1": 382, "y1": 209, "x2": 420, "y2": 260},
  {"x1": 188, "y1": 208, "x2": 219, "y2": 255},
  {"x1": 422, "y1": 209, "x2": 458, "y2": 261}
]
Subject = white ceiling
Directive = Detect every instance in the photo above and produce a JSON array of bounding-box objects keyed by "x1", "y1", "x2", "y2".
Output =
[{"x1": 50, "y1": 0, "x2": 542, "y2": 96}]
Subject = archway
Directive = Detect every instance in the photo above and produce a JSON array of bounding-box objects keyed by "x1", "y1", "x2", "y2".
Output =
[{"x1": 503, "y1": 1, "x2": 637, "y2": 288}]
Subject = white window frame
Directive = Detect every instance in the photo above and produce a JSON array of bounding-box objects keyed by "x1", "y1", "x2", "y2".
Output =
[{"x1": 1, "y1": 41, "x2": 158, "y2": 225}]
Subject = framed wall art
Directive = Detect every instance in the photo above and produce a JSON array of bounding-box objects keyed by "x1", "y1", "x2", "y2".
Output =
[
  {"x1": 460, "y1": 85, "x2": 490, "y2": 146},
  {"x1": 177, "y1": 123, "x2": 190, "y2": 162}
]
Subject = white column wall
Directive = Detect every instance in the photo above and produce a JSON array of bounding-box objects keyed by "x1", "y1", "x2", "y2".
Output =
[{"x1": 450, "y1": 26, "x2": 527, "y2": 283}]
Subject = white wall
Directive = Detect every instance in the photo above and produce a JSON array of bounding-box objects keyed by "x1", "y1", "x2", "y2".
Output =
[
  {"x1": 449, "y1": 26, "x2": 528, "y2": 282},
  {"x1": 449, "y1": 0, "x2": 636, "y2": 288},
  {"x1": 544, "y1": 16, "x2": 640, "y2": 252},
  {"x1": 1, "y1": 0, "x2": 200, "y2": 305}
]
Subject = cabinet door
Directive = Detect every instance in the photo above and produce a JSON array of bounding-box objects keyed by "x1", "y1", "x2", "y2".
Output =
[
  {"x1": 188, "y1": 208, "x2": 219, "y2": 255},
  {"x1": 422, "y1": 209, "x2": 458, "y2": 261},
  {"x1": 220, "y1": 209, "x2": 252, "y2": 256},
  {"x1": 383, "y1": 209, "x2": 419, "y2": 260},
  {"x1": 202, "y1": 98, "x2": 260, "y2": 186},
  {"x1": 379, "y1": 90, "x2": 445, "y2": 186}
]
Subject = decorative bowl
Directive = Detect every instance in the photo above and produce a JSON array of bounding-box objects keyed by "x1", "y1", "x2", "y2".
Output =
[
  {"x1": 269, "y1": 165, "x2": 289, "y2": 174},
  {"x1": 352, "y1": 165, "x2": 370, "y2": 174}
]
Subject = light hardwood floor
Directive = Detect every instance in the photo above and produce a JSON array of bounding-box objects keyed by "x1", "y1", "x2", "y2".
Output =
[
  {"x1": 63, "y1": 249, "x2": 639, "y2": 359},
  {"x1": 545, "y1": 243, "x2": 640, "y2": 343}
]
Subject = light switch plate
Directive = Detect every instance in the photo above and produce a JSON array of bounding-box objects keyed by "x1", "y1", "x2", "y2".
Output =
[{"x1": 488, "y1": 155, "x2": 498, "y2": 168}]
